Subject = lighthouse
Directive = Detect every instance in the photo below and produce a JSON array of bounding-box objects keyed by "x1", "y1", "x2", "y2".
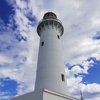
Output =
[
  {"x1": 35, "y1": 12, "x2": 67, "y2": 95},
  {"x1": 11, "y1": 12, "x2": 77, "y2": 100}
]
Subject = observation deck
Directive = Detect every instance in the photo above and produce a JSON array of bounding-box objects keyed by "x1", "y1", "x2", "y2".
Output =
[{"x1": 37, "y1": 12, "x2": 64, "y2": 36}]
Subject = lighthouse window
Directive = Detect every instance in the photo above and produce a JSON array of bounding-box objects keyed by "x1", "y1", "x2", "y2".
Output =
[
  {"x1": 41, "y1": 41, "x2": 44, "y2": 46},
  {"x1": 61, "y1": 74, "x2": 65, "y2": 82},
  {"x1": 57, "y1": 35, "x2": 60, "y2": 39}
]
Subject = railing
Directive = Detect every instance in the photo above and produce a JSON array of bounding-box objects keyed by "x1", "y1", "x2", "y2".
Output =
[{"x1": 38, "y1": 18, "x2": 62, "y2": 25}]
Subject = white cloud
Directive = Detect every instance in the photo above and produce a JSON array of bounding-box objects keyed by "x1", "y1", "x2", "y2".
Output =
[
  {"x1": 0, "y1": 91, "x2": 10, "y2": 100},
  {"x1": 0, "y1": 0, "x2": 39, "y2": 95},
  {"x1": 16, "y1": 0, "x2": 27, "y2": 9},
  {"x1": 0, "y1": 55, "x2": 13, "y2": 64},
  {"x1": 0, "y1": 0, "x2": 100, "y2": 100},
  {"x1": 66, "y1": 67, "x2": 100, "y2": 100},
  {"x1": 81, "y1": 83, "x2": 100, "y2": 93}
]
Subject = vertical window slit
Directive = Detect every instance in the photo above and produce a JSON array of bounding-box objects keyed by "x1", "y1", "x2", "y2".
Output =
[
  {"x1": 57, "y1": 35, "x2": 60, "y2": 39},
  {"x1": 41, "y1": 41, "x2": 44, "y2": 46},
  {"x1": 61, "y1": 74, "x2": 65, "y2": 82}
]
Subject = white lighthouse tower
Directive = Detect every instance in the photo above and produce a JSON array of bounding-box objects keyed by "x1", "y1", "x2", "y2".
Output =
[
  {"x1": 11, "y1": 12, "x2": 77, "y2": 100},
  {"x1": 35, "y1": 12, "x2": 67, "y2": 95}
]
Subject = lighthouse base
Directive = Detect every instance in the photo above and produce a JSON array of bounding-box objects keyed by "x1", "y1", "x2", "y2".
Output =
[{"x1": 11, "y1": 89, "x2": 77, "y2": 100}]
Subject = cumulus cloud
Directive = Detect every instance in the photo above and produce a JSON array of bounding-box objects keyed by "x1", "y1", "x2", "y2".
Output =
[
  {"x1": 0, "y1": 91, "x2": 11, "y2": 100},
  {"x1": 0, "y1": 0, "x2": 100, "y2": 100},
  {"x1": 0, "y1": 0, "x2": 39, "y2": 96}
]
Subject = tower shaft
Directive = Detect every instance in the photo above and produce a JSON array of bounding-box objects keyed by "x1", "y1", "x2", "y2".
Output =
[{"x1": 35, "y1": 12, "x2": 67, "y2": 95}]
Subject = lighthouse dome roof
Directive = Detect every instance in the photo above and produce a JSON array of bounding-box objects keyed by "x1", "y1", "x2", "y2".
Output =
[{"x1": 43, "y1": 12, "x2": 57, "y2": 19}]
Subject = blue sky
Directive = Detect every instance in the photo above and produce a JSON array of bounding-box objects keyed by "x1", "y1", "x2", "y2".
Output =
[{"x1": 0, "y1": 0, "x2": 100, "y2": 100}]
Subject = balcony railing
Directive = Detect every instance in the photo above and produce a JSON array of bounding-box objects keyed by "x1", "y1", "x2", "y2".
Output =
[{"x1": 38, "y1": 18, "x2": 62, "y2": 25}]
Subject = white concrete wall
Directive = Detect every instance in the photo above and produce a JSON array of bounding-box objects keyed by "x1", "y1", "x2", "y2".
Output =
[
  {"x1": 35, "y1": 23, "x2": 67, "y2": 95},
  {"x1": 11, "y1": 89, "x2": 77, "y2": 100},
  {"x1": 11, "y1": 89, "x2": 43, "y2": 100},
  {"x1": 43, "y1": 90, "x2": 77, "y2": 100}
]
